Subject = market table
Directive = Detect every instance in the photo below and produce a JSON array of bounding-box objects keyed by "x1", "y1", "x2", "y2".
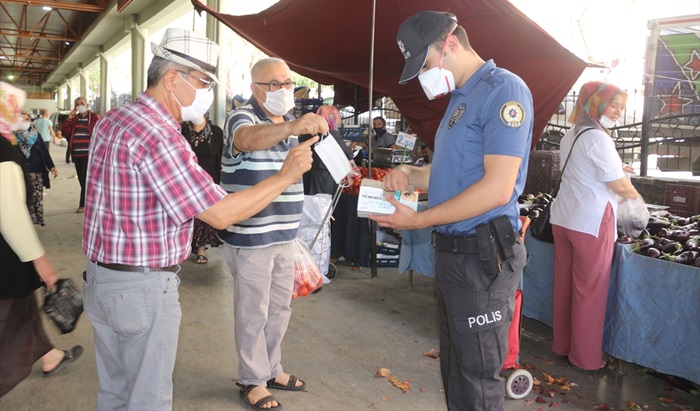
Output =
[{"x1": 522, "y1": 230, "x2": 700, "y2": 384}]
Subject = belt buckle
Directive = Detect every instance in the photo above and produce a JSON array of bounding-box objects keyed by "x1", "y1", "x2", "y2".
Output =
[{"x1": 451, "y1": 238, "x2": 459, "y2": 254}]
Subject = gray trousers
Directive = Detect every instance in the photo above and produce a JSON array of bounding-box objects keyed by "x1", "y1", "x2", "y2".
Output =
[
  {"x1": 223, "y1": 242, "x2": 294, "y2": 386},
  {"x1": 435, "y1": 240, "x2": 526, "y2": 411},
  {"x1": 84, "y1": 261, "x2": 182, "y2": 411}
]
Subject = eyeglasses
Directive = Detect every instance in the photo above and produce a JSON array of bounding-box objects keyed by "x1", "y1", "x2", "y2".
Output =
[
  {"x1": 177, "y1": 70, "x2": 215, "y2": 91},
  {"x1": 254, "y1": 80, "x2": 296, "y2": 92}
]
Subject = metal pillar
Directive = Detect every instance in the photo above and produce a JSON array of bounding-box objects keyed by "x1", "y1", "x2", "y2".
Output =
[
  {"x1": 130, "y1": 16, "x2": 147, "y2": 102},
  {"x1": 206, "y1": 0, "x2": 224, "y2": 127},
  {"x1": 99, "y1": 49, "x2": 111, "y2": 114}
]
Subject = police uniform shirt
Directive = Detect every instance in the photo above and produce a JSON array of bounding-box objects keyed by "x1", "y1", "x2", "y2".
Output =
[{"x1": 429, "y1": 59, "x2": 533, "y2": 236}]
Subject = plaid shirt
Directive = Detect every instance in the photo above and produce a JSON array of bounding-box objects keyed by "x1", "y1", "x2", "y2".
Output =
[{"x1": 83, "y1": 92, "x2": 226, "y2": 267}]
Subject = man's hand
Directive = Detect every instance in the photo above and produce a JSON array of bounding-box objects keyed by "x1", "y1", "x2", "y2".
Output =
[
  {"x1": 278, "y1": 136, "x2": 319, "y2": 182},
  {"x1": 290, "y1": 113, "x2": 329, "y2": 137},
  {"x1": 67, "y1": 107, "x2": 77, "y2": 120},
  {"x1": 382, "y1": 166, "x2": 411, "y2": 192}
]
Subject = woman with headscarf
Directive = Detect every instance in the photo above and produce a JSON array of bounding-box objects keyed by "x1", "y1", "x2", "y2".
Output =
[
  {"x1": 180, "y1": 113, "x2": 223, "y2": 264},
  {"x1": 14, "y1": 111, "x2": 58, "y2": 226},
  {"x1": 0, "y1": 82, "x2": 82, "y2": 398},
  {"x1": 549, "y1": 82, "x2": 640, "y2": 371}
]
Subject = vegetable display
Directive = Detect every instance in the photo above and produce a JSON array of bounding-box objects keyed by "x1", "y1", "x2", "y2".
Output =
[{"x1": 518, "y1": 193, "x2": 700, "y2": 267}]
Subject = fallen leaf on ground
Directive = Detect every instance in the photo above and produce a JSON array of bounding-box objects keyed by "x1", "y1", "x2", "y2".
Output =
[
  {"x1": 594, "y1": 404, "x2": 612, "y2": 410},
  {"x1": 388, "y1": 375, "x2": 412, "y2": 393},
  {"x1": 549, "y1": 402, "x2": 559, "y2": 407},
  {"x1": 423, "y1": 349, "x2": 440, "y2": 360},
  {"x1": 375, "y1": 368, "x2": 390, "y2": 378},
  {"x1": 543, "y1": 372, "x2": 556, "y2": 385},
  {"x1": 658, "y1": 397, "x2": 675, "y2": 403},
  {"x1": 536, "y1": 396, "x2": 547, "y2": 403}
]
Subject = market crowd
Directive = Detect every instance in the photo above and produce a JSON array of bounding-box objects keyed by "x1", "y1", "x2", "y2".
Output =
[{"x1": 0, "y1": 9, "x2": 647, "y2": 411}]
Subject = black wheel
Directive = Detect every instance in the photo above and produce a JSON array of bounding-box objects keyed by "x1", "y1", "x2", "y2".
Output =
[{"x1": 326, "y1": 263, "x2": 337, "y2": 280}]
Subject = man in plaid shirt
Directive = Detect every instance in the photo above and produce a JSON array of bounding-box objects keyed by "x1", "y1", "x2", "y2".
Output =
[{"x1": 81, "y1": 29, "x2": 324, "y2": 411}]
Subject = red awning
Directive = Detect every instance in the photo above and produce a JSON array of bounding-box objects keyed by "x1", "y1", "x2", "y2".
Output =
[{"x1": 192, "y1": 0, "x2": 587, "y2": 150}]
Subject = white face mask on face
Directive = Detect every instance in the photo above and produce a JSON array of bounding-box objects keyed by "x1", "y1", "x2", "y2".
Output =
[
  {"x1": 599, "y1": 115, "x2": 617, "y2": 129},
  {"x1": 173, "y1": 76, "x2": 214, "y2": 122},
  {"x1": 262, "y1": 87, "x2": 295, "y2": 116},
  {"x1": 18, "y1": 121, "x2": 31, "y2": 131},
  {"x1": 76, "y1": 105, "x2": 87, "y2": 114},
  {"x1": 418, "y1": 67, "x2": 456, "y2": 100},
  {"x1": 192, "y1": 116, "x2": 206, "y2": 127}
]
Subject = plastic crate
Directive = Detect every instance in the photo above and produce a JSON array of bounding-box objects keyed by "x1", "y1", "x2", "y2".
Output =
[
  {"x1": 525, "y1": 150, "x2": 561, "y2": 195},
  {"x1": 340, "y1": 124, "x2": 364, "y2": 142},
  {"x1": 663, "y1": 184, "x2": 700, "y2": 217}
]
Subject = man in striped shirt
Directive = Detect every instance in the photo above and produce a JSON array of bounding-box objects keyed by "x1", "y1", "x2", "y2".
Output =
[
  {"x1": 81, "y1": 30, "x2": 318, "y2": 411},
  {"x1": 61, "y1": 96, "x2": 100, "y2": 213},
  {"x1": 220, "y1": 57, "x2": 329, "y2": 410}
]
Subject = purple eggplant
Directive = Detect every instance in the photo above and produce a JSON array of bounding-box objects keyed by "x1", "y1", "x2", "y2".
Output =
[{"x1": 645, "y1": 247, "x2": 661, "y2": 258}]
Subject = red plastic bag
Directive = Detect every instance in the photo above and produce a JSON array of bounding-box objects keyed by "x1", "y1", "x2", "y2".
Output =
[{"x1": 292, "y1": 238, "x2": 323, "y2": 298}]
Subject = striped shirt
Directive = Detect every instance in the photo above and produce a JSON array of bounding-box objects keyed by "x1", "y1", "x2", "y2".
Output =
[
  {"x1": 71, "y1": 114, "x2": 92, "y2": 157},
  {"x1": 219, "y1": 99, "x2": 302, "y2": 248},
  {"x1": 82, "y1": 92, "x2": 227, "y2": 267}
]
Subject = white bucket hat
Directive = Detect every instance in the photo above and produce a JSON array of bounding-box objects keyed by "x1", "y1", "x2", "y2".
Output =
[{"x1": 151, "y1": 28, "x2": 219, "y2": 83}]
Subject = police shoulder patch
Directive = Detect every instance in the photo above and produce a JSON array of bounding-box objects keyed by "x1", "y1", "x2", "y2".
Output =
[
  {"x1": 448, "y1": 103, "x2": 466, "y2": 129},
  {"x1": 499, "y1": 101, "x2": 525, "y2": 128}
]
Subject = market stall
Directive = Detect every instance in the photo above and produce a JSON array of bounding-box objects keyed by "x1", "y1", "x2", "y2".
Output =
[{"x1": 523, "y1": 231, "x2": 700, "y2": 385}]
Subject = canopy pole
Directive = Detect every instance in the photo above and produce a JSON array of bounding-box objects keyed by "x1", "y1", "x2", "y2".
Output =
[{"x1": 368, "y1": 0, "x2": 378, "y2": 278}]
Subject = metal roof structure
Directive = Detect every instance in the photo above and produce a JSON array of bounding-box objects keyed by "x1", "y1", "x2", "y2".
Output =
[{"x1": 0, "y1": 0, "x2": 192, "y2": 91}]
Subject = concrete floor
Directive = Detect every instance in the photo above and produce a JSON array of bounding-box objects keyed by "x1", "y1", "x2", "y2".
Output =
[{"x1": 1, "y1": 144, "x2": 698, "y2": 411}]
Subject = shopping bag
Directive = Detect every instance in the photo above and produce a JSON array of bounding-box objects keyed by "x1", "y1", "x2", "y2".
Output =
[
  {"x1": 292, "y1": 238, "x2": 323, "y2": 298},
  {"x1": 42, "y1": 277, "x2": 84, "y2": 334},
  {"x1": 617, "y1": 195, "x2": 650, "y2": 239}
]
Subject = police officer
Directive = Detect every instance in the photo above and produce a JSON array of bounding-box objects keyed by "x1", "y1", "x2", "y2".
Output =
[{"x1": 369, "y1": 11, "x2": 533, "y2": 411}]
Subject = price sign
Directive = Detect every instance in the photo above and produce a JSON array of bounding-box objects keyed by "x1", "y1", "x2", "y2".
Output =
[{"x1": 395, "y1": 132, "x2": 417, "y2": 150}]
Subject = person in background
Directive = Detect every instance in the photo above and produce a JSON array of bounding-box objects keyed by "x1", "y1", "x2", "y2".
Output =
[
  {"x1": 550, "y1": 82, "x2": 639, "y2": 371},
  {"x1": 81, "y1": 29, "x2": 316, "y2": 411},
  {"x1": 33, "y1": 109, "x2": 57, "y2": 151},
  {"x1": 371, "y1": 116, "x2": 396, "y2": 148},
  {"x1": 0, "y1": 81, "x2": 83, "y2": 399},
  {"x1": 14, "y1": 112, "x2": 58, "y2": 226},
  {"x1": 181, "y1": 113, "x2": 224, "y2": 264},
  {"x1": 370, "y1": 11, "x2": 533, "y2": 410},
  {"x1": 297, "y1": 104, "x2": 354, "y2": 284},
  {"x1": 220, "y1": 57, "x2": 328, "y2": 411},
  {"x1": 61, "y1": 97, "x2": 100, "y2": 213}
]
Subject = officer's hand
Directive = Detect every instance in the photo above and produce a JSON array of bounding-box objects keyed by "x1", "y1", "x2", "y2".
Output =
[
  {"x1": 382, "y1": 166, "x2": 410, "y2": 192},
  {"x1": 368, "y1": 195, "x2": 422, "y2": 230},
  {"x1": 290, "y1": 113, "x2": 329, "y2": 137},
  {"x1": 278, "y1": 136, "x2": 319, "y2": 182}
]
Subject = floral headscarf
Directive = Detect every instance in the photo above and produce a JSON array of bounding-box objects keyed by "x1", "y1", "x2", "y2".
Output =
[
  {"x1": 0, "y1": 81, "x2": 26, "y2": 144},
  {"x1": 316, "y1": 104, "x2": 341, "y2": 131},
  {"x1": 568, "y1": 81, "x2": 627, "y2": 125}
]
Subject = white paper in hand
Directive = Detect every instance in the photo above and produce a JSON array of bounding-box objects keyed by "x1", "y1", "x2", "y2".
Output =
[{"x1": 314, "y1": 135, "x2": 352, "y2": 184}]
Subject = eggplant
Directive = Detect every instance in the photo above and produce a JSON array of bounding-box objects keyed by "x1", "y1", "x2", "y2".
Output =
[
  {"x1": 645, "y1": 247, "x2": 661, "y2": 258},
  {"x1": 657, "y1": 228, "x2": 672, "y2": 238},
  {"x1": 675, "y1": 251, "x2": 699, "y2": 265},
  {"x1": 638, "y1": 238, "x2": 657, "y2": 252},
  {"x1": 617, "y1": 236, "x2": 635, "y2": 244},
  {"x1": 669, "y1": 230, "x2": 690, "y2": 243},
  {"x1": 661, "y1": 241, "x2": 680, "y2": 254}
]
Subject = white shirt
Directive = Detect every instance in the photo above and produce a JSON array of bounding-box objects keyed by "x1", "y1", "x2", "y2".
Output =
[{"x1": 550, "y1": 123, "x2": 625, "y2": 237}]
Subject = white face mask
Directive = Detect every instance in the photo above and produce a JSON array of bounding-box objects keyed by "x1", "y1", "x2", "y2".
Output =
[
  {"x1": 418, "y1": 67, "x2": 456, "y2": 100},
  {"x1": 76, "y1": 105, "x2": 87, "y2": 114},
  {"x1": 263, "y1": 87, "x2": 295, "y2": 116},
  {"x1": 599, "y1": 115, "x2": 616, "y2": 129},
  {"x1": 174, "y1": 77, "x2": 214, "y2": 122},
  {"x1": 18, "y1": 121, "x2": 31, "y2": 131},
  {"x1": 192, "y1": 116, "x2": 206, "y2": 127}
]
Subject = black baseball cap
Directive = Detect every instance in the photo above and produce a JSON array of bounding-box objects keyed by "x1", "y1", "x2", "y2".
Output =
[{"x1": 396, "y1": 11, "x2": 458, "y2": 84}]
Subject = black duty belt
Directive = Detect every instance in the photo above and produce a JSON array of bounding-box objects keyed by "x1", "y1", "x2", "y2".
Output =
[
  {"x1": 94, "y1": 261, "x2": 179, "y2": 273},
  {"x1": 431, "y1": 231, "x2": 480, "y2": 254}
]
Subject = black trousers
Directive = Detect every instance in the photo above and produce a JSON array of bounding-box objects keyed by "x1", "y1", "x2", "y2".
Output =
[
  {"x1": 435, "y1": 240, "x2": 526, "y2": 411},
  {"x1": 73, "y1": 156, "x2": 89, "y2": 207}
]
